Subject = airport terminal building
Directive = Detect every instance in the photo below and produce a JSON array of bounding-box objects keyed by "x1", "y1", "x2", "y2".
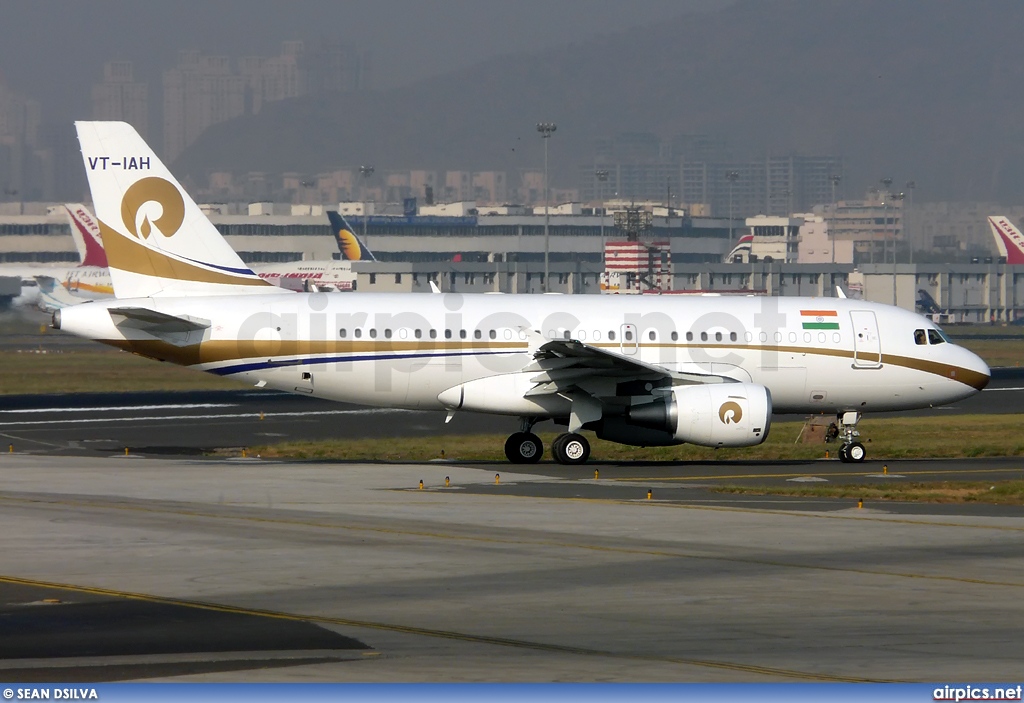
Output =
[{"x1": 1, "y1": 202, "x2": 1022, "y2": 323}]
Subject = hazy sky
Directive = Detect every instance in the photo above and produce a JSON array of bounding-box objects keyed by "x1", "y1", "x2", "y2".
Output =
[{"x1": 0, "y1": 0, "x2": 733, "y2": 121}]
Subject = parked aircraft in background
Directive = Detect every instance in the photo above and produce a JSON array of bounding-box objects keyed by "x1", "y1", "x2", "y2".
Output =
[
  {"x1": 987, "y1": 216, "x2": 1024, "y2": 264},
  {"x1": 4, "y1": 204, "x2": 113, "y2": 306},
  {"x1": 249, "y1": 211, "x2": 374, "y2": 291},
  {"x1": 56, "y1": 122, "x2": 989, "y2": 467}
]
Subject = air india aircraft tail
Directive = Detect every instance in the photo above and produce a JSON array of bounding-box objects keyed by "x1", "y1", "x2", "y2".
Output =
[
  {"x1": 74, "y1": 121, "x2": 287, "y2": 299},
  {"x1": 64, "y1": 203, "x2": 108, "y2": 268},
  {"x1": 327, "y1": 210, "x2": 377, "y2": 261},
  {"x1": 987, "y1": 216, "x2": 1024, "y2": 264}
]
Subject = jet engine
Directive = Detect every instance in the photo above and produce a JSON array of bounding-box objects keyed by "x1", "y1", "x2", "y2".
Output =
[{"x1": 626, "y1": 383, "x2": 772, "y2": 447}]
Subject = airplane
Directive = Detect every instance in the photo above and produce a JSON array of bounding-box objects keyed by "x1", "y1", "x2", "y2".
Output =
[
  {"x1": 3, "y1": 204, "x2": 114, "y2": 306},
  {"x1": 56, "y1": 205, "x2": 370, "y2": 295},
  {"x1": 987, "y1": 216, "x2": 1024, "y2": 264},
  {"x1": 248, "y1": 211, "x2": 374, "y2": 291},
  {"x1": 723, "y1": 233, "x2": 753, "y2": 263},
  {"x1": 34, "y1": 275, "x2": 92, "y2": 312},
  {"x1": 55, "y1": 122, "x2": 990, "y2": 466}
]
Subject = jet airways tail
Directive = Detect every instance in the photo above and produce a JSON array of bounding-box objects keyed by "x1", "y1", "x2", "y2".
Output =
[
  {"x1": 327, "y1": 210, "x2": 377, "y2": 261},
  {"x1": 987, "y1": 216, "x2": 1024, "y2": 264},
  {"x1": 64, "y1": 203, "x2": 108, "y2": 268},
  {"x1": 74, "y1": 121, "x2": 285, "y2": 298}
]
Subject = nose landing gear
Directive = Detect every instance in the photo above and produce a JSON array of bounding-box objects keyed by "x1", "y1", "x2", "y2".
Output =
[{"x1": 836, "y1": 411, "x2": 866, "y2": 463}]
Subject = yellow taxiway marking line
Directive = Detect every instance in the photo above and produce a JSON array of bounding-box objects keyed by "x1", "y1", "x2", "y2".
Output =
[
  {"x1": 2, "y1": 492, "x2": 1024, "y2": 590},
  {"x1": 0, "y1": 572, "x2": 885, "y2": 682},
  {"x1": 614, "y1": 466, "x2": 1024, "y2": 482}
]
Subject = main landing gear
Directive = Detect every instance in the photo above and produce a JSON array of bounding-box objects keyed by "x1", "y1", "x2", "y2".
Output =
[
  {"x1": 504, "y1": 419, "x2": 592, "y2": 465},
  {"x1": 836, "y1": 411, "x2": 866, "y2": 463}
]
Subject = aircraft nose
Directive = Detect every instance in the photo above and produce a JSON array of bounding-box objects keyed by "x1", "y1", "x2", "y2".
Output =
[{"x1": 964, "y1": 349, "x2": 990, "y2": 392}]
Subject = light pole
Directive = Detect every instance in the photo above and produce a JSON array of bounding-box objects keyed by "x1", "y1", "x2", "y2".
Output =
[
  {"x1": 595, "y1": 168, "x2": 609, "y2": 263},
  {"x1": 905, "y1": 180, "x2": 916, "y2": 264},
  {"x1": 726, "y1": 170, "x2": 740, "y2": 244},
  {"x1": 881, "y1": 177, "x2": 893, "y2": 265},
  {"x1": 829, "y1": 174, "x2": 841, "y2": 264},
  {"x1": 360, "y1": 164, "x2": 374, "y2": 247},
  {"x1": 891, "y1": 191, "x2": 905, "y2": 305},
  {"x1": 537, "y1": 122, "x2": 556, "y2": 292}
]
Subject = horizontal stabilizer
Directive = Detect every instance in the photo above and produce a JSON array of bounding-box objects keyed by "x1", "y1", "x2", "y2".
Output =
[{"x1": 108, "y1": 307, "x2": 210, "y2": 346}]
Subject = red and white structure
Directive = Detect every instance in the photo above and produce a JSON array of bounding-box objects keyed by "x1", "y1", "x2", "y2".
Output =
[{"x1": 600, "y1": 240, "x2": 672, "y2": 293}]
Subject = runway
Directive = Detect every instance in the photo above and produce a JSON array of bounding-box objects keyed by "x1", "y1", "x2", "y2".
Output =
[
  {"x1": 0, "y1": 366, "x2": 1021, "y2": 457},
  {"x1": 0, "y1": 453, "x2": 1022, "y2": 682}
]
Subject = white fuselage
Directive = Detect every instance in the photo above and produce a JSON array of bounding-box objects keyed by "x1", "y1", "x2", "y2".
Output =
[
  {"x1": 58, "y1": 292, "x2": 989, "y2": 417},
  {"x1": 250, "y1": 261, "x2": 355, "y2": 291}
]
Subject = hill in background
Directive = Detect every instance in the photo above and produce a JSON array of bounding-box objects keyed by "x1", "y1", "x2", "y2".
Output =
[{"x1": 175, "y1": 0, "x2": 1024, "y2": 203}]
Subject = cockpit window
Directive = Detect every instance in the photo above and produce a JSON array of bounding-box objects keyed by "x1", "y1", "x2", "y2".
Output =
[
  {"x1": 927, "y1": 329, "x2": 945, "y2": 345},
  {"x1": 913, "y1": 329, "x2": 926, "y2": 345}
]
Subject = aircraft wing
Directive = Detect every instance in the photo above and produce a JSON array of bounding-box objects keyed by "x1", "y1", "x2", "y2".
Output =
[
  {"x1": 108, "y1": 307, "x2": 210, "y2": 346},
  {"x1": 527, "y1": 338, "x2": 736, "y2": 389},
  {"x1": 522, "y1": 338, "x2": 737, "y2": 431}
]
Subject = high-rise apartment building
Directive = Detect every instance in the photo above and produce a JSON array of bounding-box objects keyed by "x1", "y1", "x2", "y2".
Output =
[
  {"x1": 91, "y1": 61, "x2": 148, "y2": 137},
  {"x1": 163, "y1": 50, "x2": 246, "y2": 162}
]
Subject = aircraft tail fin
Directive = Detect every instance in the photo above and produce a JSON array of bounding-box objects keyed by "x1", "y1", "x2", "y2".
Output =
[
  {"x1": 327, "y1": 210, "x2": 377, "y2": 261},
  {"x1": 74, "y1": 121, "x2": 287, "y2": 299},
  {"x1": 723, "y1": 234, "x2": 753, "y2": 263},
  {"x1": 34, "y1": 275, "x2": 89, "y2": 312},
  {"x1": 64, "y1": 204, "x2": 108, "y2": 268},
  {"x1": 988, "y1": 216, "x2": 1024, "y2": 264}
]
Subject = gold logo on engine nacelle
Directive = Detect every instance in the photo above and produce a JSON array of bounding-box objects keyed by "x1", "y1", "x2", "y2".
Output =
[
  {"x1": 121, "y1": 176, "x2": 185, "y2": 240},
  {"x1": 718, "y1": 401, "x2": 743, "y2": 424}
]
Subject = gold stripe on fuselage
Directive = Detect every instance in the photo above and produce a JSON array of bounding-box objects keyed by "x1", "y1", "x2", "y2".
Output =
[{"x1": 101, "y1": 337, "x2": 988, "y2": 391}]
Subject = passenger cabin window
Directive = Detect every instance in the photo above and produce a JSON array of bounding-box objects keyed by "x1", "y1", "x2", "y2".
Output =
[
  {"x1": 700, "y1": 332, "x2": 708, "y2": 342},
  {"x1": 686, "y1": 332, "x2": 693, "y2": 342},
  {"x1": 928, "y1": 329, "x2": 945, "y2": 345},
  {"x1": 339, "y1": 329, "x2": 347, "y2": 338},
  {"x1": 355, "y1": 329, "x2": 362, "y2": 338},
  {"x1": 430, "y1": 329, "x2": 437, "y2": 339},
  {"x1": 671, "y1": 331, "x2": 678, "y2": 341},
  {"x1": 608, "y1": 331, "x2": 616, "y2": 341},
  {"x1": 914, "y1": 329, "x2": 926, "y2": 345},
  {"x1": 648, "y1": 331, "x2": 656, "y2": 341},
  {"x1": 474, "y1": 330, "x2": 482, "y2": 339}
]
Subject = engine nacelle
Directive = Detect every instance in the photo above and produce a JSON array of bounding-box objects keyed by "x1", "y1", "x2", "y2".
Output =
[{"x1": 628, "y1": 383, "x2": 772, "y2": 447}]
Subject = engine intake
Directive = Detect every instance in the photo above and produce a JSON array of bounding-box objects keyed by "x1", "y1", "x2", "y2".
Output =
[{"x1": 628, "y1": 383, "x2": 772, "y2": 447}]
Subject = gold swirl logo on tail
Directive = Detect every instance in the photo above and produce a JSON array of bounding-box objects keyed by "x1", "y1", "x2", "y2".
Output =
[
  {"x1": 120, "y1": 177, "x2": 185, "y2": 239},
  {"x1": 718, "y1": 401, "x2": 743, "y2": 424}
]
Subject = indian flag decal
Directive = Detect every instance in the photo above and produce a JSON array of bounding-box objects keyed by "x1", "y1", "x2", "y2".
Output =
[{"x1": 800, "y1": 309, "x2": 840, "y2": 330}]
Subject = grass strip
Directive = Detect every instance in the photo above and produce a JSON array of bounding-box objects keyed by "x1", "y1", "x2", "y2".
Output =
[
  {"x1": 248, "y1": 414, "x2": 1024, "y2": 463},
  {"x1": 711, "y1": 481, "x2": 1024, "y2": 505},
  {"x1": 0, "y1": 350, "x2": 244, "y2": 394}
]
